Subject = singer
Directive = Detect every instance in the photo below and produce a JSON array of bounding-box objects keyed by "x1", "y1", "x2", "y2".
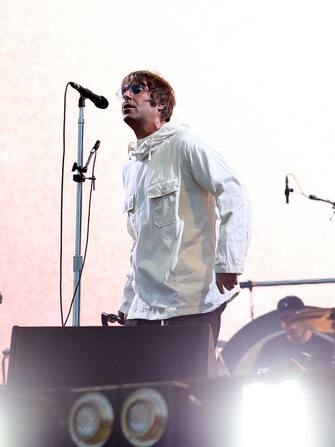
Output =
[{"x1": 117, "y1": 70, "x2": 250, "y2": 345}]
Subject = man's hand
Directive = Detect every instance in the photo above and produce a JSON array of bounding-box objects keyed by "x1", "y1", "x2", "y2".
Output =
[
  {"x1": 117, "y1": 311, "x2": 127, "y2": 325},
  {"x1": 216, "y1": 273, "x2": 240, "y2": 294}
]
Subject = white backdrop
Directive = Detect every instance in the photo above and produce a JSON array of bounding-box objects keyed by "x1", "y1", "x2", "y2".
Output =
[{"x1": 0, "y1": 0, "x2": 334, "y2": 355}]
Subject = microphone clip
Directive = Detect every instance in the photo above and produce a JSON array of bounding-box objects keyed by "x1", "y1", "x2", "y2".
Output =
[{"x1": 72, "y1": 140, "x2": 100, "y2": 184}]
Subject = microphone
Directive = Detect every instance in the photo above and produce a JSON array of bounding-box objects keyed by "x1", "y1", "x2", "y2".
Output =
[
  {"x1": 101, "y1": 312, "x2": 125, "y2": 326},
  {"x1": 285, "y1": 176, "x2": 294, "y2": 204},
  {"x1": 285, "y1": 176, "x2": 290, "y2": 203},
  {"x1": 69, "y1": 82, "x2": 109, "y2": 109}
]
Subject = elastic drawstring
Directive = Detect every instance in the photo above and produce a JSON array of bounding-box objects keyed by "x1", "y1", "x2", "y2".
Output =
[
  {"x1": 148, "y1": 136, "x2": 153, "y2": 161},
  {"x1": 128, "y1": 135, "x2": 154, "y2": 160}
]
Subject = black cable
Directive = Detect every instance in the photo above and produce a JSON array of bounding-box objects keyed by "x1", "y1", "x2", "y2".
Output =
[
  {"x1": 60, "y1": 83, "x2": 71, "y2": 326},
  {"x1": 63, "y1": 150, "x2": 98, "y2": 326}
]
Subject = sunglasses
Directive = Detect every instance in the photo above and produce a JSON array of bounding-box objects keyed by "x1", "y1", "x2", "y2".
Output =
[{"x1": 116, "y1": 83, "x2": 146, "y2": 99}]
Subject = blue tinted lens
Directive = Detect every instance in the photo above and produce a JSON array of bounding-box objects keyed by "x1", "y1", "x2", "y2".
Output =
[
  {"x1": 130, "y1": 84, "x2": 143, "y2": 95},
  {"x1": 121, "y1": 84, "x2": 143, "y2": 97}
]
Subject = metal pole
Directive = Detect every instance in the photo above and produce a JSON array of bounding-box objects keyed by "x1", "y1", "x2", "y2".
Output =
[
  {"x1": 240, "y1": 277, "x2": 335, "y2": 290},
  {"x1": 72, "y1": 100, "x2": 85, "y2": 326}
]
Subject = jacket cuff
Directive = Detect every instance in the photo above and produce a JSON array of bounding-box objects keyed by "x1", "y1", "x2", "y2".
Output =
[
  {"x1": 214, "y1": 264, "x2": 244, "y2": 274},
  {"x1": 119, "y1": 301, "x2": 131, "y2": 314}
]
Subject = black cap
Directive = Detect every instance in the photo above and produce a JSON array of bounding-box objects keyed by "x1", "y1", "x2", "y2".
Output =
[{"x1": 277, "y1": 296, "x2": 305, "y2": 318}]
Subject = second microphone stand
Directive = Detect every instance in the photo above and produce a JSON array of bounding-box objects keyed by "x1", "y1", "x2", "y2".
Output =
[{"x1": 71, "y1": 96, "x2": 99, "y2": 326}]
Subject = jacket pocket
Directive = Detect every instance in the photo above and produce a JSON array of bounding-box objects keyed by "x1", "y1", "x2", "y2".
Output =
[{"x1": 147, "y1": 178, "x2": 178, "y2": 227}]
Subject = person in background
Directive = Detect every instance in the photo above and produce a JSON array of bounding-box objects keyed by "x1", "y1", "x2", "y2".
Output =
[
  {"x1": 253, "y1": 296, "x2": 333, "y2": 372},
  {"x1": 117, "y1": 70, "x2": 250, "y2": 346}
]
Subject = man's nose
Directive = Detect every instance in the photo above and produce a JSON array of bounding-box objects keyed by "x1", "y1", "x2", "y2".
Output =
[{"x1": 123, "y1": 88, "x2": 133, "y2": 100}]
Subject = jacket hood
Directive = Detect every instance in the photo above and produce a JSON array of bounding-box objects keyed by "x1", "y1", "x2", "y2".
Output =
[{"x1": 128, "y1": 122, "x2": 187, "y2": 160}]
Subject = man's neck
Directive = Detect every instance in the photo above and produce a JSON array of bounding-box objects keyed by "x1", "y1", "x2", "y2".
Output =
[{"x1": 133, "y1": 120, "x2": 164, "y2": 140}]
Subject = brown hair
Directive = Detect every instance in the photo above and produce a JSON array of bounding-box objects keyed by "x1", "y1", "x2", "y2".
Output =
[{"x1": 121, "y1": 70, "x2": 176, "y2": 122}]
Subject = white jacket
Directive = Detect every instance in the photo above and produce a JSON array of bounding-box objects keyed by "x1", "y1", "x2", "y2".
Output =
[{"x1": 120, "y1": 122, "x2": 250, "y2": 320}]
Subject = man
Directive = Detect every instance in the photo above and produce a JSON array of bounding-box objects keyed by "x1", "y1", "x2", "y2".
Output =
[
  {"x1": 253, "y1": 296, "x2": 333, "y2": 372},
  {"x1": 117, "y1": 70, "x2": 250, "y2": 345}
]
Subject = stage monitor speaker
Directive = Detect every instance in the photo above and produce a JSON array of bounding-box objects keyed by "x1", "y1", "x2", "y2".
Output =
[
  {"x1": 0, "y1": 389, "x2": 57, "y2": 447},
  {"x1": 118, "y1": 380, "x2": 198, "y2": 447},
  {"x1": 61, "y1": 380, "x2": 198, "y2": 446},
  {"x1": 7, "y1": 325, "x2": 217, "y2": 390}
]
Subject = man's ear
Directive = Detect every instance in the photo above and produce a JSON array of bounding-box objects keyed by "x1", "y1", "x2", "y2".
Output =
[{"x1": 157, "y1": 104, "x2": 165, "y2": 112}]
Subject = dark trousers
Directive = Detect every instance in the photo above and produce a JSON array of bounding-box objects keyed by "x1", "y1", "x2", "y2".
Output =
[{"x1": 125, "y1": 302, "x2": 227, "y2": 345}]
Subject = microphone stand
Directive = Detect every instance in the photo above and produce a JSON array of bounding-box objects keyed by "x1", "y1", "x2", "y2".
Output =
[
  {"x1": 285, "y1": 175, "x2": 335, "y2": 217},
  {"x1": 72, "y1": 95, "x2": 86, "y2": 326}
]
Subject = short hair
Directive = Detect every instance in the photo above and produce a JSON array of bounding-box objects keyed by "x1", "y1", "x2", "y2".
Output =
[{"x1": 121, "y1": 70, "x2": 176, "y2": 122}]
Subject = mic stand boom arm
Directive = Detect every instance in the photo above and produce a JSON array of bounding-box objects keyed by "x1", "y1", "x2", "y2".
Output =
[{"x1": 240, "y1": 277, "x2": 335, "y2": 291}]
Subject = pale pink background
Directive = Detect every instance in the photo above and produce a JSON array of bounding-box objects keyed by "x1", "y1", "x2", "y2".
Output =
[{"x1": 1, "y1": 1, "x2": 334, "y2": 365}]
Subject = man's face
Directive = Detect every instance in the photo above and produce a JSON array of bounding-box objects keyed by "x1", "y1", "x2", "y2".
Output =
[
  {"x1": 121, "y1": 82, "x2": 162, "y2": 129},
  {"x1": 281, "y1": 320, "x2": 310, "y2": 343}
]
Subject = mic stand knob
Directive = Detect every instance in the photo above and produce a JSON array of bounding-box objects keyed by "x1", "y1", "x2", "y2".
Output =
[{"x1": 72, "y1": 162, "x2": 86, "y2": 183}]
